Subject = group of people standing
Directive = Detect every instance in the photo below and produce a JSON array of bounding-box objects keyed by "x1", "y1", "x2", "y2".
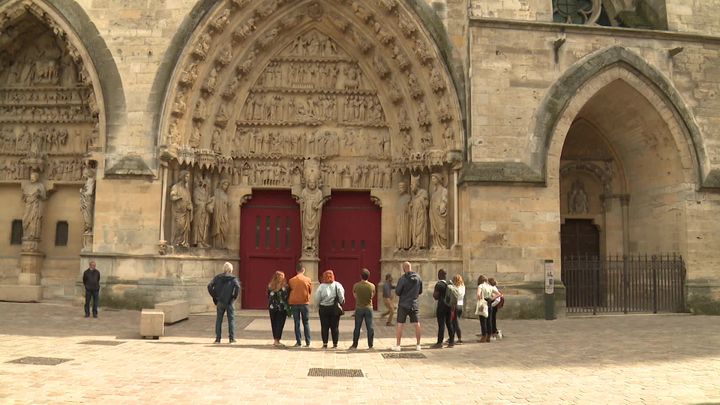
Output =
[{"x1": 208, "y1": 261, "x2": 504, "y2": 349}]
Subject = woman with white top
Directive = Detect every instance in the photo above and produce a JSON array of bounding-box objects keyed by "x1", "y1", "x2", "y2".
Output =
[
  {"x1": 451, "y1": 274, "x2": 465, "y2": 344},
  {"x1": 314, "y1": 269, "x2": 345, "y2": 349},
  {"x1": 477, "y1": 275, "x2": 500, "y2": 343}
]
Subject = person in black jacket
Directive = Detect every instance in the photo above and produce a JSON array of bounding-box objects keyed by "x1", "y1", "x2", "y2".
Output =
[
  {"x1": 82, "y1": 261, "x2": 100, "y2": 318},
  {"x1": 432, "y1": 269, "x2": 455, "y2": 348},
  {"x1": 207, "y1": 262, "x2": 241, "y2": 343}
]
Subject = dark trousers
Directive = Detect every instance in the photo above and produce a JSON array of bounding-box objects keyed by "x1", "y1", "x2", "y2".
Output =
[
  {"x1": 84, "y1": 289, "x2": 99, "y2": 316},
  {"x1": 451, "y1": 305, "x2": 463, "y2": 340},
  {"x1": 436, "y1": 306, "x2": 455, "y2": 344},
  {"x1": 479, "y1": 299, "x2": 493, "y2": 336},
  {"x1": 352, "y1": 307, "x2": 374, "y2": 348},
  {"x1": 215, "y1": 302, "x2": 235, "y2": 341},
  {"x1": 269, "y1": 309, "x2": 287, "y2": 340},
  {"x1": 491, "y1": 305, "x2": 499, "y2": 334},
  {"x1": 318, "y1": 305, "x2": 340, "y2": 346},
  {"x1": 291, "y1": 304, "x2": 311, "y2": 345}
]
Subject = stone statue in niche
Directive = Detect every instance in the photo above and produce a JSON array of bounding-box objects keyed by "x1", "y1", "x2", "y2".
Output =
[
  {"x1": 211, "y1": 177, "x2": 231, "y2": 249},
  {"x1": 22, "y1": 170, "x2": 47, "y2": 242},
  {"x1": 189, "y1": 122, "x2": 201, "y2": 148},
  {"x1": 569, "y1": 180, "x2": 589, "y2": 214},
  {"x1": 192, "y1": 175, "x2": 211, "y2": 248},
  {"x1": 80, "y1": 166, "x2": 96, "y2": 234},
  {"x1": 170, "y1": 170, "x2": 193, "y2": 248},
  {"x1": 409, "y1": 175, "x2": 428, "y2": 250},
  {"x1": 442, "y1": 122, "x2": 455, "y2": 149},
  {"x1": 233, "y1": 18, "x2": 256, "y2": 43},
  {"x1": 429, "y1": 173, "x2": 448, "y2": 249},
  {"x1": 210, "y1": 8, "x2": 231, "y2": 32},
  {"x1": 299, "y1": 169, "x2": 328, "y2": 256},
  {"x1": 430, "y1": 66, "x2": 446, "y2": 93},
  {"x1": 193, "y1": 32, "x2": 212, "y2": 59},
  {"x1": 218, "y1": 44, "x2": 233, "y2": 66},
  {"x1": 396, "y1": 180, "x2": 412, "y2": 250}
]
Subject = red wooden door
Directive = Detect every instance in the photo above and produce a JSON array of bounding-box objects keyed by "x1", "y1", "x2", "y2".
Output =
[
  {"x1": 240, "y1": 190, "x2": 301, "y2": 309},
  {"x1": 319, "y1": 192, "x2": 381, "y2": 310}
]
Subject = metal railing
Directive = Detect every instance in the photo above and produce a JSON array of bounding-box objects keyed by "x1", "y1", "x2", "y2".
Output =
[{"x1": 562, "y1": 254, "x2": 686, "y2": 314}]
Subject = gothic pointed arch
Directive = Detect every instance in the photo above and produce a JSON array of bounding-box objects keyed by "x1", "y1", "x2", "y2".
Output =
[
  {"x1": 158, "y1": 0, "x2": 465, "y2": 188},
  {"x1": 532, "y1": 46, "x2": 714, "y2": 188},
  {"x1": 0, "y1": 0, "x2": 115, "y2": 179}
]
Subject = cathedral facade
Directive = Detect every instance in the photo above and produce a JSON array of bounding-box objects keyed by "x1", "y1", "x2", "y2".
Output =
[{"x1": 1, "y1": 0, "x2": 719, "y2": 316}]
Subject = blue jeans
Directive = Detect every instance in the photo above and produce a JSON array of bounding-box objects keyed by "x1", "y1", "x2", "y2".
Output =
[
  {"x1": 215, "y1": 302, "x2": 235, "y2": 341},
  {"x1": 352, "y1": 307, "x2": 374, "y2": 348},
  {"x1": 291, "y1": 304, "x2": 311, "y2": 345},
  {"x1": 84, "y1": 289, "x2": 99, "y2": 316}
]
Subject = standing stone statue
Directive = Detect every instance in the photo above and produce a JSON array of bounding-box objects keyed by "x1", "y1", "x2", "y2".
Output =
[
  {"x1": 429, "y1": 173, "x2": 449, "y2": 249},
  {"x1": 22, "y1": 170, "x2": 47, "y2": 241},
  {"x1": 193, "y1": 175, "x2": 211, "y2": 248},
  {"x1": 409, "y1": 175, "x2": 428, "y2": 250},
  {"x1": 569, "y1": 180, "x2": 589, "y2": 214},
  {"x1": 396, "y1": 180, "x2": 411, "y2": 250},
  {"x1": 299, "y1": 175, "x2": 327, "y2": 256},
  {"x1": 212, "y1": 177, "x2": 230, "y2": 249},
  {"x1": 79, "y1": 167, "x2": 96, "y2": 234},
  {"x1": 170, "y1": 170, "x2": 193, "y2": 248}
]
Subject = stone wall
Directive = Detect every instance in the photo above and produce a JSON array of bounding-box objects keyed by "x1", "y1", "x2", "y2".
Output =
[
  {"x1": 470, "y1": 0, "x2": 552, "y2": 21},
  {"x1": 666, "y1": 0, "x2": 720, "y2": 35}
]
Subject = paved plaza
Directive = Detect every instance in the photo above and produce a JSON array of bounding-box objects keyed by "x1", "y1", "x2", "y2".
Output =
[{"x1": 0, "y1": 301, "x2": 719, "y2": 404}]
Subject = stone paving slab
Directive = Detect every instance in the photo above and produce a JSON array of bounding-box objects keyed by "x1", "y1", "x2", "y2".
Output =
[{"x1": 0, "y1": 302, "x2": 719, "y2": 404}]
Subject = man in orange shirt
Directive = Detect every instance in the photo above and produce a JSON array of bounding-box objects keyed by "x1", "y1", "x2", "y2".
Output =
[{"x1": 288, "y1": 264, "x2": 313, "y2": 347}]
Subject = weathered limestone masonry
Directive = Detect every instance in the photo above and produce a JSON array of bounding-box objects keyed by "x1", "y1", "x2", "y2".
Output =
[{"x1": 0, "y1": 0, "x2": 719, "y2": 316}]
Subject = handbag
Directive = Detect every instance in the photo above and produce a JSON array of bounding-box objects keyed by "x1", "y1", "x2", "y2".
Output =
[
  {"x1": 333, "y1": 285, "x2": 344, "y2": 317},
  {"x1": 474, "y1": 299, "x2": 488, "y2": 318}
]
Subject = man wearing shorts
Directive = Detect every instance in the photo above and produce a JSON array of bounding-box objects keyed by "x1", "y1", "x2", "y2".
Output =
[{"x1": 391, "y1": 261, "x2": 423, "y2": 351}]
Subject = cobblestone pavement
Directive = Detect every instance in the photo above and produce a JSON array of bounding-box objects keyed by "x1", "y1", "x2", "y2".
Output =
[{"x1": 0, "y1": 301, "x2": 719, "y2": 404}]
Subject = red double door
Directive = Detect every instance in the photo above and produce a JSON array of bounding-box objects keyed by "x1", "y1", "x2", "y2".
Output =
[{"x1": 240, "y1": 190, "x2": 380, "y2": 309}]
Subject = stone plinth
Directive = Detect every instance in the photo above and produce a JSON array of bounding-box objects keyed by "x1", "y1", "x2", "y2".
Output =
[
  {"x1": 0, "y1": 285, "x2": 43, "y2": 302},
  {"x1": 155, "y1": 300, "x2": 190, "y2": 324},
  {"x1": 140, "y1": 309, "x2": 165, "y2": 338},
  {"x1": 299, "y1": 256, "x2": 319, "y2": 283}
]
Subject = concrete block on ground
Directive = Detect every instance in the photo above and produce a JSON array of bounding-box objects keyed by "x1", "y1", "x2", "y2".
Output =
[
  {"x1": 155, "y1": 299, "x2": 190, "y2": 324},
  {"x1": 140, "y1": 309, "x2": 164, "y2": 338},
  {"x1": 0, "y1": 285, "x2": 43, "y2": 302}
]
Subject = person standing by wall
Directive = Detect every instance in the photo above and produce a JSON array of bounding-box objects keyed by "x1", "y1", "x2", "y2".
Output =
[
  {"x1": 391, "y1": 261, "x2": 423, "y2": 352},
  {"x1": 82, "y1": 260, "x2": 100, "y2": 318},
  {"x1": 288, "y1": 265, "x2": 312, "y2": 347},
  {"x1": 349, "y1": 268, "x2": 375, "y2": 350},
  {"x1": 207, "y1": 262, "x2": 240, "y2": 344}
]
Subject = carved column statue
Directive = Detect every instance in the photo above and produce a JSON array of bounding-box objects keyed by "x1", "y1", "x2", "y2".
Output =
[
  {"x1": 299, "y1": 169, "x2": 328, "y2": 257},
  {"x1": 170, "y1": 170, "x2": 193, "y2": 248},
  {"x1": 21, "y1": 170, "x2": 47, "y2": 248},
  {"x1": 429, "y1": 173, "x2": 449, "y2": 249},
  {"x1": 193, "y1": 175, "x2": 211, "y2": 248},
  {"x1": 409, "y1": 175, "x2": 428, "y2": 250},
  {"x1": 211, "y1": 177, "x2": 231, "y2": 249},
  {"x1": 80, "y1": 166, "x2": 96, "y2": 250},
  {"x1": 396, "y1": 180, "x2": 411, "y2": 250}
]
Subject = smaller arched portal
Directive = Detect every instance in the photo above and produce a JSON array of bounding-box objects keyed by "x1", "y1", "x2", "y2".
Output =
[{"x1": 551, "y1": 57, "x2": 695, "y2": 313}]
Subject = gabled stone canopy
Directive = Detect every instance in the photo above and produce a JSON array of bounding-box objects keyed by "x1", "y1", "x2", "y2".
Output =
[{"x1": 160, "y1": 0, "x2": 464, "y2": 187}]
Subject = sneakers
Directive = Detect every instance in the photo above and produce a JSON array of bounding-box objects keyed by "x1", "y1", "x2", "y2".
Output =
[
  {"x1": 456, "y1": 340, "x2": 463, "y2": 345},
  {"x1": 431, "y1": 343, "x2": 443, "y2": 349},
  {"x1": 322, "y1": 344, "x2": 328, "y2": 349},
  {"x1": 213, "y1": 339, "x2": 221, "y2": 344},
  {"x1": 229, "y1": 339, "x2": 236, "y2": 344},
  {"x1": 348, "y1": 345, "x2": 357, "y2": 350},
  {"x1": 490, "y1": 335, "x2": 497, "y2": 341},
  {"x1": 497, "y1": 330, "x2": 503, "y2": 339},
  {"x1": 293, "y1": 342, "x2": 302, "y2": 347},
  {"x1": 390, "y1": 345, "x2": 401, "y2": 352},
  {"x1": 415, "y1": 345, "x2": 422, "y2": 351},
  {"x1": 446, "y1": 343, "x2": 454, "y2": 348}
]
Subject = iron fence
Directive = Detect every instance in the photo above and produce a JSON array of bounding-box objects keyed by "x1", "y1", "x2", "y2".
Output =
[{"x1": 562, "y1": 254, "x2": 686, "y2": 314}]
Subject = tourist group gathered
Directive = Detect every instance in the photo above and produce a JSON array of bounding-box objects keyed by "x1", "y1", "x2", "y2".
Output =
[{"x1": 206, "y1": 261, "x2": 504, "y2": 349}]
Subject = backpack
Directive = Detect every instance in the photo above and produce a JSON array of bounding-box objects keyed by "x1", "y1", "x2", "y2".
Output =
[{"x1": 442, "y1": 280, "x2": 459, "y2": 308}]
